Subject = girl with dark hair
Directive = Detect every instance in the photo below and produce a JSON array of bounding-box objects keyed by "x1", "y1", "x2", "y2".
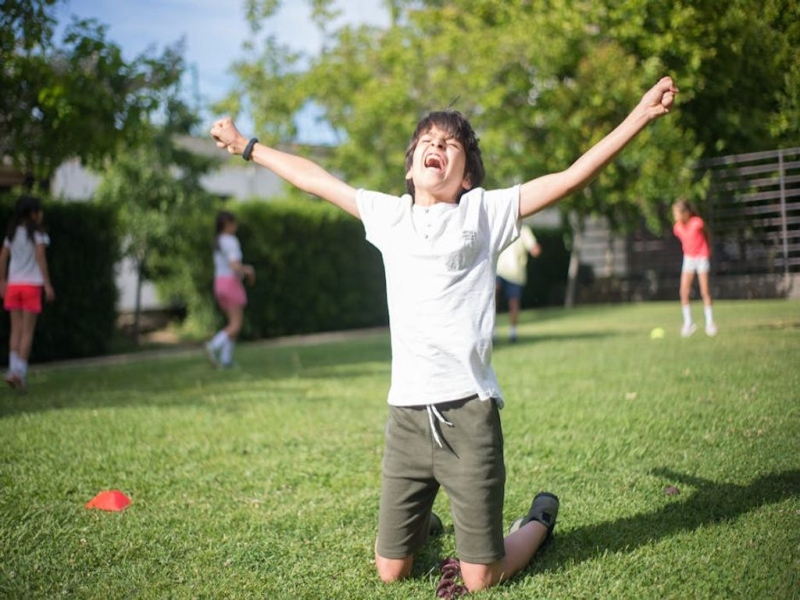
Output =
[
  {"x1": 0, "y1": 195, "x2": 55, "y2": 390},
  {"x1": 205, "y1": 211, "x2": 255, "y2": 368}
]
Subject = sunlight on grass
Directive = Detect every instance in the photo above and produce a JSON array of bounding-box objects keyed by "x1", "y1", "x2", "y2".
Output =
[{"x1": 1, "y1": 300, "x2": 798, "y2": 598}]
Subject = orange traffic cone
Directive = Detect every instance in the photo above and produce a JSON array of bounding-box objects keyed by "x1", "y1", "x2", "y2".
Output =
[{"x1": 86, "y1": 490, "x2": 131, "y2": 511}]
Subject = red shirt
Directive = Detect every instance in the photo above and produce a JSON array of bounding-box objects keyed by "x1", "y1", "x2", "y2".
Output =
[{"x1": 673, "y1": 215, "x2": 709, "y2": 258}]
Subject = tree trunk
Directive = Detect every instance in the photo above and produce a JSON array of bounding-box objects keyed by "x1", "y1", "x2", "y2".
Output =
[
  {"x1": 133, "y1": 257, "x2": 144, "y2": 345},
  {"x1": 565, "y1": 213, "x2": 586, "y2": 308}
]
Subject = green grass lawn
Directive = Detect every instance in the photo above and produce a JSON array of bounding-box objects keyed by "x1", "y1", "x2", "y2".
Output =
[{"x1": 1, "y1": 300, "x2": 798, "y2": 599}]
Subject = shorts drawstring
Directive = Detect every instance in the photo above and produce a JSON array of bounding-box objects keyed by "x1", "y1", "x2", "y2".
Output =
[{"x1": 427, "y1": 404, "x2": 454, "y2": 448}]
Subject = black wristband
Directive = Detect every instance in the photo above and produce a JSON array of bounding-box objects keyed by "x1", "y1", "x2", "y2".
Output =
[{"x1": 242, "y1": 137, "x2": 258, "y2": 161}]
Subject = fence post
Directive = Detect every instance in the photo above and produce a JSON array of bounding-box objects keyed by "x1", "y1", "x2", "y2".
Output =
[{"x1": 778, "y1": 149, "x2": 789, "y2": 279}]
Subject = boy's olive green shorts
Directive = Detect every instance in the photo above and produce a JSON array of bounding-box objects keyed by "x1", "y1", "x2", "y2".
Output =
[{"x1": 376, "y1": 396, "x2": 506, "y2": 564}]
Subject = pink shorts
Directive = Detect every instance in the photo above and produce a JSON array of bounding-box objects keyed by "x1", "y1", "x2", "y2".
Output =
[
  {"x1": 4, "y1": 284, "x2": 43, "y2": 313},
  {"x1": 214, "y1": 276, "x2": 247, "y2": 311}
]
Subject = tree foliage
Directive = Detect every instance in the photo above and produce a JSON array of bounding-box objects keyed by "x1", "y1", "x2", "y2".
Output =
[
  {"x1": 0, "y1": 0, "x2": 185, "y2": 188},
  {"x1": 221, "y1": 0, "x2": 797, "y2": 235},
  {"x1": 93, "y1": 100, "x2": 218, "y2": 339}
]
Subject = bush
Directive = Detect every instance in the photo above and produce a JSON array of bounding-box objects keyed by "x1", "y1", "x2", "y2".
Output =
[
  {"x1": 523, "y1": 227, "x2": 570, "y2": 308},
  {"x1": 180, "y1": 199, "x2": 388, "y2": 340},
  {"x1": 0, "y1": 197, "x2": 119, "y2": 362}
]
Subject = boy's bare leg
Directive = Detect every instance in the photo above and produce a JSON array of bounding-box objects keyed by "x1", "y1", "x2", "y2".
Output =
[
  {"x1": 459, "y1": 521, "x2": 548, "y2": 591},
  {"x1": 508, "y1": 297, "x2": 521, "y2": 327}
]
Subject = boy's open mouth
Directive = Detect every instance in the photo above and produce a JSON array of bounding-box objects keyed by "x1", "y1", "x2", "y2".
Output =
[{"x1": 424, "y1": 154, "x2": 444, "y2": 172}]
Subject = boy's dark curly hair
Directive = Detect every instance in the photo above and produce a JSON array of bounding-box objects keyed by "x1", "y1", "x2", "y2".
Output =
[{"x1": 404, "y1": 111, "x2": 485, "y2": 200}]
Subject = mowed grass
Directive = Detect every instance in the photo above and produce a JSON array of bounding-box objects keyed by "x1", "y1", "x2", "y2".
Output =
[{"x1": 1, "y1": 299, "x2": 798, "y2": 599}]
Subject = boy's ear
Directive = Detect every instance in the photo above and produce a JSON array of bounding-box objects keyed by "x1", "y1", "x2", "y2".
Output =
[
  {"x1": 461, "y1": 174, "x2": 472, "y2": 190},
  {"x1": 405, "y1": 167, "x2": 412, "y2": 180}
]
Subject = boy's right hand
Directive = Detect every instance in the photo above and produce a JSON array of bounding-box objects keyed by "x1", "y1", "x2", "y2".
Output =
[{"x1": 210, "y1": 117, "x2": 248, "y2": 156}]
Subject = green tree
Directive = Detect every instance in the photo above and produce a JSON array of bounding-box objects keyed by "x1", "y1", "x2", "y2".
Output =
[
  {"x1": 94, "y1": 100, "x2": 218, "y2": 341},
  {"x1": 223, "y1": 0, "x2": 794, "y2": 305},
  {"x1": 602, "y1": 0, "x2": 800, "y2": 155},
  {"x1": 0, "y1": 0, "x2": 185, "y2": 190}
]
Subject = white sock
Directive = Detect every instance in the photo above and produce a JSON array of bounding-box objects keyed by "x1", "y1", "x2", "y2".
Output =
[
  {"x1": 9, "y1": 351, "x2": 19, "y2": 373},
  {"x1": 681, "y1": 304, "x2": 693, "y2": 326},
  {"x1": 704, "y1": 305, "x2": 714, "y2": 325},
  {"x1": 211, "y1": 330, "x2": 228, "y2": 350},
  {"x1": 509, "y1": 325, "x2": 518, "y2": 337},
  {"x1": 11, "y1": 353, "x2": 24, "y2": 374},
  {"x1": 220, "y1": 337, "x2": 234, "y2": 365}
]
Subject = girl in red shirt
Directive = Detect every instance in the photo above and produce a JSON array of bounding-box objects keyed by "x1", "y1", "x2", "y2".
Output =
[{"x1": 672, "y1": 200, "x2": 717, "y2": 336}]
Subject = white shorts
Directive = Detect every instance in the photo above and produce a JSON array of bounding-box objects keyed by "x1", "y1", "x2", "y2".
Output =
[{"x1": 682, "y1": 255, "x2": 710, "y2": 274}]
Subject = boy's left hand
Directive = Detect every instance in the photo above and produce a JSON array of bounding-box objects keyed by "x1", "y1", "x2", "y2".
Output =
[{"x1": 640, "y1": 76, "x2": 678, "y2": 119}]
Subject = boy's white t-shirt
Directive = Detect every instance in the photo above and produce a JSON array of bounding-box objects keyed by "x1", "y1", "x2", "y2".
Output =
[
  {"x1": 357, "y1": 185, "x2": 521, "y2": 408},
  {"x1": 4, "y1": 226, "x2": 50, "y2": 285},
  {"x1": 214, "y1": 233, "x2": 242, "y2": 278}
]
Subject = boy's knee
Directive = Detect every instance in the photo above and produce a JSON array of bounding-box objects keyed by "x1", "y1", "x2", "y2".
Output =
[
  {"x1": 460, "y1": 560, "x2": 504, "y2": 592},
  {"x1": 375, "y1": 553, "x2": 413, "y2": 583}
]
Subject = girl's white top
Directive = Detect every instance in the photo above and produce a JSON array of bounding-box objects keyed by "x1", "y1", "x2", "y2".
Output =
[
  {"x1": 4, "y1": 226, "x2": 50, "y2": 285},
  {"x1": 357, "y1": 185, "x2": 521, "y2": 408},
  {"x1": 213, "y1": 233, "x2": 242, "y2": 278}
]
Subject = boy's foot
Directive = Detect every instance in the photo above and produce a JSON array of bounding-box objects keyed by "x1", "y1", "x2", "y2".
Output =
[
  {"x1": 705, "y1": 323, "x2": 718, "y2": 337},
  {"x1": 509, "y1": 491, "x2": 559, "y2": 537},
  {"x1": 204, "y1": 341, "x2": 220, "y2": 367},
  {"x1": 681, "y1": 323, "x2": 697, "y2": 338},
  {"x1": 509, "y1": 332, "x2": 518, "y2": 343},
  {"x1": 429, "y1": 512, "x2": 443, "y2": 536}
]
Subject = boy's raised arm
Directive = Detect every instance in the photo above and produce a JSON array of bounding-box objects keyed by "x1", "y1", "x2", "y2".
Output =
[
  {"x1": 518, "y1": 76, "x2": 678, "y2": 218},
  {"x1": 210, "y1": 117, "x2": 360, "y2": 219}
]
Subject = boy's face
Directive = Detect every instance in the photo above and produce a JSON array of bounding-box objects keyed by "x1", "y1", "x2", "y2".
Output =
[
  {"x1": 672, "y1": 205, "x2": 687, "y2": 223},
  {"x1": 406, "y1": 125, "x2": 471, "y2": 203}
]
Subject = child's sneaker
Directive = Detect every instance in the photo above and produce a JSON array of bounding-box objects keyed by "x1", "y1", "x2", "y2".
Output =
[
  {"x1": 429, "y1": 512, "x2": 443, "y2": 536},
  {"x1": 4, "y1": 371, "x2": 17, "y2": 389},
  {"x1": 681, "y1": 323, "x2": 697, "y2": 338},
  {"x1": 204, "y1": 341, "x2": 220, "y2": 367},
  {"x1": 705, "y1": 323, "x2": 718, "y2": 337},
  {"x1": 509, "y1": 492, "x2": 559, "y2": 537}
]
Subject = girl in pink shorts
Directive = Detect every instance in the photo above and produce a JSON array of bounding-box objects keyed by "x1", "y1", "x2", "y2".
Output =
[
  {"x1": 672, "y1": 199, "x2": 717, "y2": 337},
  {"x1": 0, "y1": 196, "x2": 55, "y2": 390},
  {"x1": 205, "y1": 211, "x2": 255, "y2": 367}
]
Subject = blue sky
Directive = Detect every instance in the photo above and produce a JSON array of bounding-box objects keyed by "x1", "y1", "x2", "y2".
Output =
[{"x1": 55, "y1": 0, "x2": 389, "y2": 142}]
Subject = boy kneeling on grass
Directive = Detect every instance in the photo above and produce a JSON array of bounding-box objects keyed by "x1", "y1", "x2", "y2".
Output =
[{"x1": 211, "y1": 76, "x2": 677, "y2": 593}]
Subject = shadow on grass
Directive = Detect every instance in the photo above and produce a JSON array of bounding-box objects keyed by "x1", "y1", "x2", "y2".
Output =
[
  {"x1": 493, "y1": 330, "x2": 619, "y2": 349},
  {"x1": 524, "y1": 468, "x2": 800, "y2": 577}
]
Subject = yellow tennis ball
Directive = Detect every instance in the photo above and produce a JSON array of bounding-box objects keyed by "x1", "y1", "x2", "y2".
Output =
[{"x1": 650, "y1": 327, "x2": 666, "y2": 340}]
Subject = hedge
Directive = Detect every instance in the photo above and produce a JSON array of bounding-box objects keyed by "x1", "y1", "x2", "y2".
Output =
[
  {"x1": 184, "y1": 199, "x2": 389, "y2": 340},
  {"x1": 186, "y1": 200, "x2": 569, "y2": 339}
]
